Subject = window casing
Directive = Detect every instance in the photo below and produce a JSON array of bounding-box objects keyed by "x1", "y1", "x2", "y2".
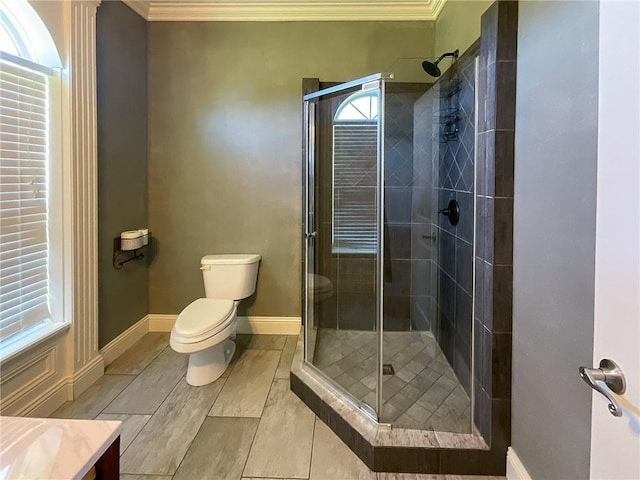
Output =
[{"x1": 0, "y1": 0, "x2": 65, "y2": 360}]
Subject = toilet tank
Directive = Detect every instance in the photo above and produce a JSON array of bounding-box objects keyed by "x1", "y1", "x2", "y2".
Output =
[{"x1": 200, "y1": 254, "x2": 261, "y2": 300}]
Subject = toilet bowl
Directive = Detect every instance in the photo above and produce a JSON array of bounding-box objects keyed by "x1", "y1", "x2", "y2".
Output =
[
  {"x1": 309, "y1": 274, "x2": 333, "y2": 302},
  {"x1": 170, "y1": 254, "x2": 261, "y2": 386}
]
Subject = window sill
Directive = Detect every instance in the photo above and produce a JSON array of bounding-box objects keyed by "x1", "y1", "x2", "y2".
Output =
[
  {"x1": 331, "y1": 248, "x2": 377, "y2": 256},
  {"x1": 0, "y1": 321, "x2": 71, "y2": 365}
]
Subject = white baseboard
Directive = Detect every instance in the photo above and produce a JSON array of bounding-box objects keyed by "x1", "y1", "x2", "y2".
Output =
[
  {"x1": 148, "y1": 313, "x2": 302, "y2": 335},
  {"x1": 22, "y1": 378, "x2": 70, "y2": 417},
  {"x1": 100, "y1": 315, "x2": 150, "y2": 366},
  {"x1": 148, "y1": 314, "x2": 178, "y2": 332},
  {"x1": 237, "y1": 316, "x2": 301, "y2": 335},
  {"x1": 9, "y1": 354, "x2": 104, "y2": 418},
  {"x1": 507, "y1": 446, "x2": 533, "y2": 480},
  {"x1": 72, "y1": 354, "x2": 104, "y2": 398}
]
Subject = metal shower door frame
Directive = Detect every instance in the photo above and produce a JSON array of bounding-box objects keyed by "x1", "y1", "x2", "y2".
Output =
[{"x1": 302, "y1": 73, "x2": 392, "y2": 422}]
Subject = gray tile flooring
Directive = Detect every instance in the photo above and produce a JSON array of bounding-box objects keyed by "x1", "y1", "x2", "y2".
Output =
[
  {"x1": 312, "y1": 329, "x2": 472, "y2": 433},
  {"x1": 51, "y1": 332, "x2": 498, "y2": 480}
]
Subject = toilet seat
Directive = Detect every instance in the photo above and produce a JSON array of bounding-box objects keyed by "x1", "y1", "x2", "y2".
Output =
[{"x1": 172, "y1": 298, "x2": 235, "y2": 344}]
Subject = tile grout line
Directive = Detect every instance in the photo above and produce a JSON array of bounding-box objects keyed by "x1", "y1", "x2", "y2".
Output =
[
  {"x1": 256, "y1": 345, "x2": 285, "y2": 418},
  {"x1": 169, "y1": 400, "x2": 215, "y2": 479},
  {"x1": 104, "y1": 336, "x2": 170, "y2": 376},
  {"x1": 116, "y1": 375, "x2": 178, "y2": 471},
  {"x1": 99, "y1": 343, "x2": 173, "y2": 415},
  {"x1": 238, "y1": 413, "x2": 262, "y2": 479},
  {"x1": 240, "y1": 375, "x2": 279, "y2": 479},
  {"x1": 123, "y1": 375, "x2": 228, "y2": 477},
  {"x1": 239, "y1": 341, "x2": 288, "y2": 479},
  {"x1": 99, "y1": 356, "x2": 185, "y2": 417},
  {"x1": 210, "y1": 345, "x2": 285, "y2": 419},
  {"x1": 305, "y1": 416, "x2": 317, "y2": 480},
  {"x1": 101, "y1": 345, "x2": 185, "y2": 466},
  {"x1": 116, "y1": 413, "x2": 151, "y2": 460},
  {"x1": 79, "y1": 374, "x2": 139, "y2": 421}
]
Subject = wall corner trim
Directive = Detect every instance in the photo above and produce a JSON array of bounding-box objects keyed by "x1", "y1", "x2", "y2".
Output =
[
  {"x1": 148, "y1": 314, "x2": 178, "y2": 332},
  {"x1": 100, "y1": 316, "x2": 150, "y2": 366},
  {"x1": 121, "y1": 0, "x2": 150, "y2": 20},
  {"x1": 72, "y1": 354, "x2": 104, "y2": 398},
  {"x1": 147, "y1": 314, "x2": 302, "y2": 335},
  {"x1": 507, "y1": 447, "x2": 533, "y2": 480}
]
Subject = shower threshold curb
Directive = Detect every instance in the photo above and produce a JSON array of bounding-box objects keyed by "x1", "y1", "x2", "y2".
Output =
[{"x1": 290, "y1": 336, "x2": 506, "y2": 475}]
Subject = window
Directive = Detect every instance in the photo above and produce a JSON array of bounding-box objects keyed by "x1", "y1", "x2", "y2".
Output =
[
  {"x1": 0, "y1": 0, "x2": 63, "y2": 357},
  {"x1": 332, "y1": 90, "x2": 379, "y2": 254}
]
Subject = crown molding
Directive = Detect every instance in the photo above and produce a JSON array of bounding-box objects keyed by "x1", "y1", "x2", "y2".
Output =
[
  {"x1": 429, "y1": 0, "x2": 446, "y2": 20},
  {"x1": 122, "y1": 0, "x2": 151, "y2": 19},
  {"x1": 120, "y1": 0, "x2": 448, "y2": 22}
]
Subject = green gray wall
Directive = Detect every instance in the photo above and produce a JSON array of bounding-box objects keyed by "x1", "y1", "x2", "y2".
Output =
[
  {"x1": 512, "y1": 1, "x2": 598, "y2": 478},
  {"x1": 435, "y1": 0, "x2": 491, "y2": 65},
  {"x1": 97, "y1": 1, "x2": 148, "y2": 347},
  {"x1": 148, "y1": 21, "x2": 434, "y2": 316}
]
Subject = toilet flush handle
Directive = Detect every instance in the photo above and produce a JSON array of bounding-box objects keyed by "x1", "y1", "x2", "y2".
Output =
[{"x1": 200, "y1": 265, "x2": 211, "y2": 271}]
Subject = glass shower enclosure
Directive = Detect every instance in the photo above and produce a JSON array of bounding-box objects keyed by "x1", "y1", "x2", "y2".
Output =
[{"x1": 304, "y1": 66, "x2": 477, "y2": 434}]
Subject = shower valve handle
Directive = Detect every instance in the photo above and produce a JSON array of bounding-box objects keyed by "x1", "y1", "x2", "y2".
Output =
[{"x1": 438, "y1": 199, "x2": 460, "y2": 226}]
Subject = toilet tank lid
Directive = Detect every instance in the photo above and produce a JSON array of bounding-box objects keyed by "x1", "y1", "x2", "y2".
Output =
[{"x1": 201, "y1": 254, "x2": 261, "y2": 265}]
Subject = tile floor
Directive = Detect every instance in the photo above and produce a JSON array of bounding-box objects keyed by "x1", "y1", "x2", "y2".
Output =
[
  {"x1": 312, "y1": 329, "x2": 472, "y2": 433},
  {"x1": 51, "y1": 332, "x2": 498, "y2": 480}
]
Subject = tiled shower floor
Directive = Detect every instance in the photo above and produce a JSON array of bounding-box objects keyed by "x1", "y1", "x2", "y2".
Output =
[{"x1": 312, "y1": 329, "x2": 472, "y2": 433}]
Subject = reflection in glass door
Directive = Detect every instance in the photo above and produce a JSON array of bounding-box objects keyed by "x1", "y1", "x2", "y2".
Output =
[{"x1": 303, "y1": 75, "x2": 387, "y2": 419}]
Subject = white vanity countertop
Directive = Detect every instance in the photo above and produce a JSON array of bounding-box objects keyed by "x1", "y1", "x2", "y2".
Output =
[{"x1": 0, "y1": 416, "x2": 122, "y2": 479}]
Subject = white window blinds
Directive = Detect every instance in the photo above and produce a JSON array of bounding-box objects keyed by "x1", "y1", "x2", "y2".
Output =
[
  {"x1": 332, "y1": 123, "x2": 378, "y2": 254},
  {"x1": 0, "y1": 58, "x2": 50, "y2": 341}
]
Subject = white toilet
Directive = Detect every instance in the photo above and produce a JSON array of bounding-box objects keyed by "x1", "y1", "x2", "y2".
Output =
[{"x1": 170, "y1": 254, "x2": 261, "y2": 386}]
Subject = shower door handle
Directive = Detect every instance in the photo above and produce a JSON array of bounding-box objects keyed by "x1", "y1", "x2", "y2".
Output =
[{"x1": 579, "y1": 358, "x2": 627, "y2": 417}]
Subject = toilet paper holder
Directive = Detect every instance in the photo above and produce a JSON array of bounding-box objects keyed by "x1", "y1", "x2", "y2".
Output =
[{"x1": 112, "y1": 232, "x2": 152, "y2": 270}]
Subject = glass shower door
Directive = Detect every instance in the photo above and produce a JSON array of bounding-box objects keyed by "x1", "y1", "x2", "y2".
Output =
[{"x1": 303, "y1": 75, "x2": 388, "y2": 419}]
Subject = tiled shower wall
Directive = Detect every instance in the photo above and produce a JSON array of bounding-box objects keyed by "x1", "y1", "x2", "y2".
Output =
[
  {"x1": 384, "y1": 88, "x2": 428, "y2": 331},
  {"x1": 472, "y1": 1, "x2": 517, "y2": 451},
  {"x1": 410, "y1": 84, "x2": 438, "y2": 333},
  {"x1": 411, "y1": 45, "x2": 479, "y2": 395},
  {"x1": 315, "y1": 86, "x2": 427, "y2": 332}
]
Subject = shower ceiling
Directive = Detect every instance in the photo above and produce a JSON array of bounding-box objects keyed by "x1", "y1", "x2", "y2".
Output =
[{"x1": 121, "y1": 0, "x2": 448, "y2": 22}]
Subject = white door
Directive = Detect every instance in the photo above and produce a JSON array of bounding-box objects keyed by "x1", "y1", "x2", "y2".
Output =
[{"x1": 589, "y1": 1, "x2": 640, "y2": 478}]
